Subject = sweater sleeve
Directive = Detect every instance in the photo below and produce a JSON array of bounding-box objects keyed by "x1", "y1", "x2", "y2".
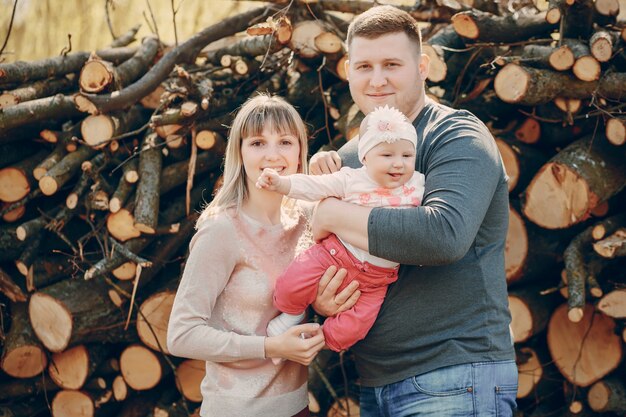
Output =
[
  {"x1": 167, "y1": 216, "x2": 266, "y2": 362},
  {"x1": 287, "y1": 168, "x2": 353, "y2": 201},
  {"x1": 368, "y1": 114, "x2": 505, "y2": 265}
]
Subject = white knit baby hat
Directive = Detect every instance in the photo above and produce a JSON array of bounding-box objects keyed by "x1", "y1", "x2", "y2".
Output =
[{"x1": 358, "y1": 105, "x2": 418, "y2": 163}]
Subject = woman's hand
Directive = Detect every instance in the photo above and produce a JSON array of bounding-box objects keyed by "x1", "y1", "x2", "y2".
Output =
[
  {"x1": 265, "y1": 323, "x2": 326, "y2": 366},
  {"x1": 311, "y1": 266, "x2": 360, "y2": 317}
]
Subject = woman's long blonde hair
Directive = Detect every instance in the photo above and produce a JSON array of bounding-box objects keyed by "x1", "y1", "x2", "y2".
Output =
[{"x1": 197, "y1": 94, "x2": 309, "y2": 227}]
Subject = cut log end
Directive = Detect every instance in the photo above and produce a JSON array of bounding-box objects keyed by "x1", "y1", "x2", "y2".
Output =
[
  {"x1": 74, "y1": 94, "x2": 98, "y2": 115},
  {"x1": 451, "y1": 13, "x2": 479, "y2": 39},
  {"x1": 494, "y1": 64, "x2": 530, "y2": 104},
  {"x1": 516, "y1": 347, "x2": 543, "y2": 399},
  {"x1": 0, "y1": 167, "x2": 31, "y2": 203},
  {"x1": 79, "y1": 59, "x2": 114, "y2": 93},
  {"x1": 120, "y1": 344, "x2": 162, "y2": 390},
  {"x1": 0, "y1": 92, "x2": 19, "y2": 109},
  {"x1": 588, "y1": 381, "x2": 611, "y2": 412},
  {"x1": 549, "y1": 46, "x2": 575, "y2": 71},
  {"x1": 597, "y1": 290, "x2": 626, "y2": 318},
  {"x1": 175, "y1": 359, "x2": 204, "y2": 402},
  {"x1": 125, "y1": 170, "x2": 139, "y2": 184},
  {"x1": 314, "y1": 32, "x2": 343, "y2": 54},
  {"x1": 554, "y1": 97, "x2": 582, "y2": 114},
  {"x1": 568, "y1": 307, "x2": 584, "y2": 322},
  {"x1": 605, "y1": 118, "x2": 626, "y2": 146},
  {"x1": 112, "y1": 375, "x2": 128, "y2": 401},
  {"x1": 572, "y1": 56, "x2": 601, "y2": 82},
  {"x1": 113, "y1": 261, "x2": 137, "y2": 280},
  {"x1": 423, "y1": 45, "x2": 446, "y2": 83},
  {"x1": 195, "y1": 130, "x2": 220, "y2": 150},
  {"x1": 545, "y1": 8, "x2": 561, "y2": 24},
  {"x1": 523, "y1": 163, "x2": 590, "y2": 229},
  {"x1": 39, "y1": 175, "x2": 59, "y2": 196},
  {"x1": 594, "y1": 0, "x2": 620, "y2": 16},
  {"x1": 137, "y1": 291, "x2": 174, "y2": 354},
  {"x1": 548, "y1": 303, "x2": 622, "y2": 387},
  {"x1": 81, "y1": 114, "x2": 116, "y2": 148},
  {"x1": 29, "y1": 292, "x2": 73, "y2": 352},
  {"x1": 52, "y1": 390, "x2": 94, "y2": 417},
  {"x1": 2, "y1": 203, "x2": 25, "y2": 223},
  {"x1": 509, "y1": 295, "x2": 532, "y2": 343},
  {"x1": 505, "y1": 206, "x2": 528, "y2": 284},
  {"x1": 106, "y1": 209, "x2": 141, "y2": 242},
  {"x1": 48, "y1": 345, "x2": 89, "y2": 390},
  {"x1": 1, "y1": 345, "x2": 47, "y2": 378}
]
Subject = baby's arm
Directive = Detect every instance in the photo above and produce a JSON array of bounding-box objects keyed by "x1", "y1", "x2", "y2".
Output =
[{"x1": 256, "y1": 168, "x2": 291, "y2": 194}]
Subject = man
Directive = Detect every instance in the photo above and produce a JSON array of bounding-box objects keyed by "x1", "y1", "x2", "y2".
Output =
[{"x1": 311, "y1": 5, "x2": 517, "y2": 416}]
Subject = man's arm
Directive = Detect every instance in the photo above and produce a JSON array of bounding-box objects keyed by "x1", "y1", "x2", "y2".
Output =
[{"x1": 314, "y1": 115, "x2": 505, "y2": 266}]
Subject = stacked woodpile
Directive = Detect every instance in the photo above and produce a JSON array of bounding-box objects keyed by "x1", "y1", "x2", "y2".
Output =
[{"x1": 0, "y1": 1, "x2": 625, "y2": 416}]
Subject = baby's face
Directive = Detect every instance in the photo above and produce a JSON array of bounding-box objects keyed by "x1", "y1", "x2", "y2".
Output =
[{"x1": 363, "y1": 140, "x2": 416, "y2": 189}]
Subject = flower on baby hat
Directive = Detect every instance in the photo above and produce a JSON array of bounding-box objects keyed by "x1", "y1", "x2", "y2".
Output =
[
  {"x1": 357, "y1": 105, "x2": 418, "y2": 163},
  {"x1": 366, "y1": 105, "x2": 411, "y2": 142}
]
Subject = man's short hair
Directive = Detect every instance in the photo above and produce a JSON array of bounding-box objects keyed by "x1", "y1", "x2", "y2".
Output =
[{"x1": 347, "y1": 5, "x2": 422, "y2": 54}]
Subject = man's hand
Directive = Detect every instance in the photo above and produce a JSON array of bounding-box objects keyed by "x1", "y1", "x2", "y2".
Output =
[
  {"x1": 309, "y1": 151, "x2": 342, "y2": 175},
  {"x1": 256, "y1": 168, "x2": 286, "y2": 193},
  {"x1": 312, "y1": 266, "x2": 360, "y2": 317}
]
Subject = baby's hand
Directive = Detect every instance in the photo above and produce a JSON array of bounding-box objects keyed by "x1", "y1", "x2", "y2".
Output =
[{"x1": 256, "y1": 168, "x2": 281, "y2": 191}]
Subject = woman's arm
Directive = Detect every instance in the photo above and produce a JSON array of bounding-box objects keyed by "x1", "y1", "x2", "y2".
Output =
[{"x1": 167, "y1": 220, "x2": 266, "y2": 362}]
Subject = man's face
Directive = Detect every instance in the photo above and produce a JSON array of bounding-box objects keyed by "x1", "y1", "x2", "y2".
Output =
[{"x1": 346, "y1": 32, "x2": 429, "y2": 122}]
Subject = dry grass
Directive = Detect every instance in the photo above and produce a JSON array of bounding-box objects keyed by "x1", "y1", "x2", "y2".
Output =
[{"x1": 0, "y1": 0, "x2": 258, "y2": 62}]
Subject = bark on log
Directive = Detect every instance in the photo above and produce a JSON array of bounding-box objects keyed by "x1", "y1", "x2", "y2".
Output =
[
  {"x1": 39, "y1": 145, "x2": 97, "y2": 196},
  {"x1": 494, "y1": 64, "x2": 626, "y2": 105},
  {"x1": 0, "y1": 266, "x2": 26, "y2": 302},
  {"x1": 133, "y1": 132, "x2": 163, "y2": 234},
  {"x1": 506, "y1": 204, "x2": 567, "y2": 286},
  {"x1": 508, "y1": 285, "x2": 560, "y2": 343},
  {"x1": 0, "y1": 47, "x2": 137, "y2": 87},
  {"x1": 0, "y1": 374, "x2": 60, "y2": 401},
  {"x1": 0, "y1": 302, "x2": 48, "y2": 379},
  {"x1": 518, "y1": 44, "x2": 575, "y2": 71},
  {"x1": 28, "y1": 277, "x2": 139, "y2": 352},
  {"x1": 80, "y1": 37, "x2": 159, "y2": 94},
  {"x1": 0, "y1": 76, "x2": 76, "y2": 109},
  {"x1": 33, "y1": 142, "x2": 69, "y2": 181},
  {"x1": 589, "y1": 29, "x2": 619, "y2": 63},
  {"x1": 25, "y1": 254, "x2": 75, "y2": 292},
  {"x1": 0, "y1": 94, "x2": 83, "y2": 132},
  {"x1": 496, "y1": 135, "x2": 549, "y2": 194},
  {"x1": 423, "y1": 25, "x2": 465, "y2": 84},
  {"x1": 75, "y1": 7, "x2": 269, "y2": 114},
  {"x1": 522, "y1": 135, "x2": 626, "y2": 229},
  {"x1": 561, "y1": 0, "x2": 595, "y2": 38},
  {"x1": 587, "y1": 377, "x2": 626, "y2": 413},
  {"x1": 565, "y1": 39, "x2": 601, "y2": 82},
  {"x1": 564, "y1": 214, "x2": 626, "y2": 321},
  {"x1": 451, "y1": 9, "x2": 555, "y2": 43},
  {"x1": 547, "y1": 303, "x2": 622, "y2": 387},
  {"x1": 205, "y1": 34, "x2": 283, "y2": 65},
  {"x1": 0, "y1": 149, "x2": 47, "y2": 203},
  {"x1": 593, "y1": 228, "x2": 626, "y2": 258}
]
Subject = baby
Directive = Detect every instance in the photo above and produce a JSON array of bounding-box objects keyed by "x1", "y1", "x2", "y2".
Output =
[{"x1": 256, "y1": 105, "x2": 425, "y2": 353}]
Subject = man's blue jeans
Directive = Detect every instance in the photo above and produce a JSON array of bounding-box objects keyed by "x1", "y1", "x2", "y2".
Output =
[{"x1": 360, "y1": 360, "x2": 518, "y2": 417}]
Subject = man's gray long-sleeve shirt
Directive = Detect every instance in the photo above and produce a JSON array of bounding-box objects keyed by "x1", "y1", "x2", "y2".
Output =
[{"x1": 339, "y1": 99, "x2": 515, "y2": 387}]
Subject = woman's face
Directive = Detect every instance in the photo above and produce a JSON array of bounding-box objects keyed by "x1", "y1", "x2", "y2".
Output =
[{"x1": 241, "y1": 126, "x2": 301, "y2": 190}]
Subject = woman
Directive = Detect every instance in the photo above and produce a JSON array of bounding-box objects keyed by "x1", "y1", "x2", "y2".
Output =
[{"x1": 167, "y1": 94, "x2": 349, "y2": 417}]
